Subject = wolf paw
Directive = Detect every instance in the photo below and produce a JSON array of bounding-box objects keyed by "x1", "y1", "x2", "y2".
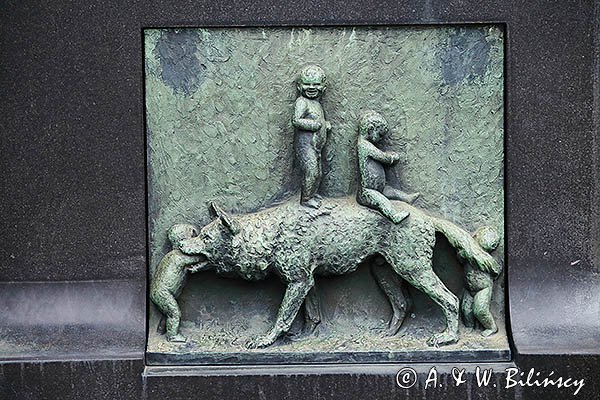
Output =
[
  {"x1": 480, "y1": 328, "x2": 498, "y2": 337},
  {"x1": 246, "y1": 333, "x2": 277, "y2": 349},
  {"x1": 426, "y1": 331, "x2": 459, "y2": 347},
  {"x1": 166, "y1": 333, "x2": 187, "y2": 343}
]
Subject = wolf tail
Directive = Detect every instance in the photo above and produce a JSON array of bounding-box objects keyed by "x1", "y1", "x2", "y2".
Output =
[{"x1": 431, "y1": 217, "x2": 502, "y2": 278}]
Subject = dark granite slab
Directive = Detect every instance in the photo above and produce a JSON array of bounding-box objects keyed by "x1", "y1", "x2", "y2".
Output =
[{"x1": 0, "y1": 0, "x2": 598, "y2": 399}]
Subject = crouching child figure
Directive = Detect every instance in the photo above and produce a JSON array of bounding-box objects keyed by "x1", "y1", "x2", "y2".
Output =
[{"x1": 150, "y1": 223, "x2": 203, "y2": 342}]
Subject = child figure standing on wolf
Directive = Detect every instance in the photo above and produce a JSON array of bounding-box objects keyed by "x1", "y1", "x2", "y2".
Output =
[
  {"x1": 150, "y1": 223, "x2": 203, "y2": 342},
  {"x1": 356, "y1": 111, "x2": 419, "y2": 223},
  {"x1": 293, "y1": 64, "x2": 332, "y2": 209}
]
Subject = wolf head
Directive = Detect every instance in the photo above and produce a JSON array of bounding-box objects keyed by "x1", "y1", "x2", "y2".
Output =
[{"x1": 178, "y1": 202, "x2": 240, "y2": 266}]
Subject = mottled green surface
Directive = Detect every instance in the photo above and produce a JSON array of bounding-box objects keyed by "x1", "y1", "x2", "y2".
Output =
[{"x1": 145, "y1": 26, "x2": 505, "y2": 361}]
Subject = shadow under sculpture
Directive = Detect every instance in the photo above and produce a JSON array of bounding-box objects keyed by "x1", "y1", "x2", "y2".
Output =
[{"x1": 149, "y1": 66, "x2": 502, "y2": 350}]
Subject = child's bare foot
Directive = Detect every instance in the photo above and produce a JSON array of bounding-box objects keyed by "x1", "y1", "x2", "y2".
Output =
[
  {"x1": 404, "y1": 192, "x2": 420, "y2": 204},
  {"x1": 390, "y1": 210, "x2": 410, "y2": 224}
]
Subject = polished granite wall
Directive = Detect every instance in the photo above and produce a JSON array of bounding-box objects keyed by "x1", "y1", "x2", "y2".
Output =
[{"x1": 0, "y1": 0, "x2": 598, "y2": 399}]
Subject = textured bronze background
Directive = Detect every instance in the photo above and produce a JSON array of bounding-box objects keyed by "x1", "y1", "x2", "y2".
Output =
[{"x1": 145, "y1": 26, "x2": 504, "y2": 267}]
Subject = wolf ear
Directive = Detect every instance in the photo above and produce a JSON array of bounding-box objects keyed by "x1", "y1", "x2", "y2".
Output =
[{"x1": 209, "y1": 202, "x2": 240, "y2": 235}]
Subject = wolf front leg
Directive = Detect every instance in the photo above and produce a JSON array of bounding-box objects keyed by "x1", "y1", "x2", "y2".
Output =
[
  {"x1": 247, "y1": 277, "x2": 315, "y2": 349},
  {"x1": 303, "y1": 285, "x2": 322, "y2": 334}
]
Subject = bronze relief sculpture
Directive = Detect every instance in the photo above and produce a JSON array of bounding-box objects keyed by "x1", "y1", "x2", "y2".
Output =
[
  {"x1": 150, "y1": 68, "x2": 502, "y2": 349},
  {"x1": 145, "y1": 26, "x2": 505, "y2": 363}
]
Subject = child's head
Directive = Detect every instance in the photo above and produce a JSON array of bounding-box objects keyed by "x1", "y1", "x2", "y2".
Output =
[
  {"x1": 358, "y1": 111, "x2": 389, "y2": 143},
  {"x1": 168, "y1": 223, "x2": 199, "y2": 247},
  {"x1": 297, "y1": 65, "x2": 326, "y2": 99},
  {"x1": 473, "y1": 226, "x2": 500, "y2": 253}
]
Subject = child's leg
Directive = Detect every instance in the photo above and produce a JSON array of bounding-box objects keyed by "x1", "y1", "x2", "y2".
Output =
[
  {"x1": 295, "y1": 137, "x2": 321, "y2": 207},
  {"x1": 150, "y1": 288, "x2": 186, "y2": 342},
  {"x1": 358, "y1": 188, "x2": 409, "y2": 223},
  {"x1": 157, "y1": 316, "x2": 166, "y2": 334},
  {"x1": 313, "y1": 153, "x2": 323, "y2": 201},
  {"x1": 383, "y1": 185, "x2": 419, "y2": 203},
  {"x1": 460, "y1": 290, "x2": 475, "y2": 328},
  {"x1": 472, "y1": 286, "x2": 497, "y2": 336}
]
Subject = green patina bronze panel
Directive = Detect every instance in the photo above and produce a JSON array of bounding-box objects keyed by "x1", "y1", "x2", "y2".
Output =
[{"x1": 144, "y1": 25, "x2": 506, "y2": 364}]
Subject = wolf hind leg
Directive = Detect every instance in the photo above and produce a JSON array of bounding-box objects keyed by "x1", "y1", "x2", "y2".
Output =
[
  {"x1": 386, "y1": 256, "x2": 459, "y2": 346},
  {"x1": 371, "y1": 262, "x2": 412, "y2": 336}
]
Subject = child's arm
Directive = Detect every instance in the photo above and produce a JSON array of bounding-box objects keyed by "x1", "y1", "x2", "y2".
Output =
[
  {"x1": 436, "y1": 220, "x2": 502, "y2": 277},
  {"x1": 359, "y1": 139, "x2": 399, "y2": 165},
  {"x1": 187, "y1": 263, "x2": 204, "y2": 274},
  {"x1": 177, "y1": 252, "x2": 203, "y2": 272},
  {"x1": 292, "y1": 98, "x2": 321, "y2": 132}
]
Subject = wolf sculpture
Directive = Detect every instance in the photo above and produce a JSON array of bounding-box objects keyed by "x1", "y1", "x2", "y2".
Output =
[{"x1": 173, "y1": 196, "x2": 501, "y2": 349}]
